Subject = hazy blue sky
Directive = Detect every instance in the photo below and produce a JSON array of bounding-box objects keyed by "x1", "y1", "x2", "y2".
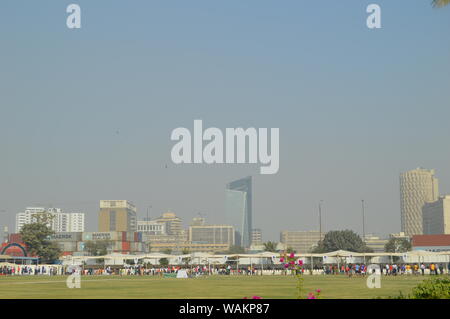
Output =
[{"x1": 0, "y1": 1, "x2": 449, "y2": 241}]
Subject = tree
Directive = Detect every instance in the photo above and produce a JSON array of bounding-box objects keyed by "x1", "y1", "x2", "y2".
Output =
[
  {"x1": 263, "y1": 241, "x2": 278, "y2": 252},
  {"x1": 384, "y1": 238, "x2": 411, "y2": 253},
  {"x1": 181, "y1": 248, "x2": 190, "y2": 255},
  {"x1": 163, "y1": 249, "x2": 172, "y2": 255},
  {"x1": 182, "y1": 257, "x2": 192, "y2": 266},
  {"x1": 312, "y1": 230, "x2": 373, "y2": 253},
  {"x1": 20, "y1": 222, "x2": 61, "y2": 263},
  {"x1": 159, "y1": 258, "x2": 169, "y2": 267},
  {"x1": 84, "y1": 240, "x2": 112, "y2": 256},
  {"x1": 286, "y1": 247, "x2": 296, "y2": 254},
  {"x1": 432, "y1": 0, "x2": 450, "y2": 8}
]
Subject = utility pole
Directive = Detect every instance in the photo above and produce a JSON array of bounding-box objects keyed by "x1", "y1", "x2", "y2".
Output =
[
  {"x1": 318, "y1": 200, "x2": 323, "y2": 241},
  {"x1": 361, "y1": 200, "x2": 366, "y2": 243}
]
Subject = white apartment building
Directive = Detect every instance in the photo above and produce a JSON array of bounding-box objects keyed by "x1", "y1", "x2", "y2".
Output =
[
  {"x1": 400, "y1": 168, "x2": 439, "y2": 236},
  {"x1": 15, "y1": 207, "x2": 85, "y2": 233}
]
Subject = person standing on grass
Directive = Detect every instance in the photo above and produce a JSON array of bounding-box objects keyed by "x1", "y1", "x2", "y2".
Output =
[
  {"x1": 420, "y1": 263, "x2": 425, "y2": 276},
  {"x1": 430, "y1": 263, "x2": 435, "y2": 275}
]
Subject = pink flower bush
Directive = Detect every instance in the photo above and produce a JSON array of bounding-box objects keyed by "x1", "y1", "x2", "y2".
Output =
[
  {"x1": 307, "y1": 292, "x2": 317, "y2": 299},
  {"x1": 279, "y1": 251, "x2": 322, "y2": 299}
]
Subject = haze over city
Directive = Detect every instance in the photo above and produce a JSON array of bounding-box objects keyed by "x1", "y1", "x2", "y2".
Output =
[{"x1": 1, "y1": 1, "x2": 450, "y2": 241}]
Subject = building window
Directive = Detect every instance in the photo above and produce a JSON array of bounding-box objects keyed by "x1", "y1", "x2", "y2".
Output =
[{"x1": 110, "y1": 211, "x2": 116, "y2": 231}]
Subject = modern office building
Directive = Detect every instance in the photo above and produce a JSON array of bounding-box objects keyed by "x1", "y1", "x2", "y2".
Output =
[
  {"x1": 189, "y1": 224, "x2": 235, "y2": 246},
  {"x1": 251, "y1": 228, "x2": 262, "y2": 245},
  {"x1": 280, "y1": 230, "x2": 321, "y2": 253},
  {"x1": 225, "y1": 176, "x2": 252, "y2": 248},
  {"x1": 15, "y1": 207, "x2": 85, "y2": 233},
  {"x1": 400, "y1": 168, "x2": 439, "y2": 236},
  {"x1": 98, "y1": 200, "x2": 137, "y2": 232},
  {"x1": 422, "y1": 195, "x2": 450, "y2": 235}
]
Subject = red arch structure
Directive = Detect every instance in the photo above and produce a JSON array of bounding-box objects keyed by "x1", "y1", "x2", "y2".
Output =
[{"x1": 1, "y1": 242, "x2": 27, "y2": 257}]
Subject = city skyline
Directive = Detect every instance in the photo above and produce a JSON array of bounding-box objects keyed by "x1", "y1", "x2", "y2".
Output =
[{"x1": 5, "y1": 165, "x2": 450, "y2": 243}]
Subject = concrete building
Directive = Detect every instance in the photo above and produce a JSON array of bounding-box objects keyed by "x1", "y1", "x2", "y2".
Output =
[
  {"x1": 364, "y1": 234, "x2": 389, "y2": 253},
  {"x1": 99, "y1": 200, "x2": 137, "y2": 232},
  {"x1": 251, "y1": 228, "x2": 262, "y2": 245},
  {"x1": 153, "y1": 212, "x2": 183, "y2": 236},
  {"x1": 389, "y1": 232, "x2": 410, "y2": 240},
  {"x1": 280, "y1": 230, "x2": 321, "y2": 253},
  {"x1": 68, "y1": 213, "x2": 85, "y2": 232},
  {"x1": 189, "y1": 225, "x2": 234, "y2": 246},
  {"x1": 423, "y1": 195, "x2": 450, "y2": 235},
  {"x1": 225, "y1": 176, "x2": 252, "y2": 248},
  {"x1": 15, "y1": 207, "x2": 85, "y2": 233},
  {"x1": 137, "y1": 220, "x2": 166, "y2": 235},
  {"x1": 400, "y1": 168, "x2": 439, "y2": 236},
  {"x1": 190, "y1": 216, "x2": 206, "y2": 226}
]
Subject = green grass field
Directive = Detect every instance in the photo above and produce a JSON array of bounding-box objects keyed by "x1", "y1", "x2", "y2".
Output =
[{"x1": 0, "y1": 275, "x2": 436, "y2": 299}]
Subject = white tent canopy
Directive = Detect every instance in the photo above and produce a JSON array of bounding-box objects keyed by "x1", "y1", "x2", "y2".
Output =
[{"x1": 62, "y1": 249, "x2": 450, "y2": 265}]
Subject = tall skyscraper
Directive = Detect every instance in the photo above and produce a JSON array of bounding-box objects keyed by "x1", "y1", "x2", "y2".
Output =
[
  {"x1": 400, "y1": 168, "x2": 439, "y2": 236},
  {"x1": 225, "y1": 176, "x2": 252, "y2": 248},
  {"x1": 98, "y1": 200, "x2": 137, "y2": 232}
]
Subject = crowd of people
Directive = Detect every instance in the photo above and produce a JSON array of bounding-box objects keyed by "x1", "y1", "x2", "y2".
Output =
[
  {"x1": 1, "y1": 262, "x2": 449, "y2": 277},
  {"x1": 319, "y1": 263, "x2": 450, "y2": 276},
  {"x1": 0, "y1": 264, "x2": 62, "y2": 276}
]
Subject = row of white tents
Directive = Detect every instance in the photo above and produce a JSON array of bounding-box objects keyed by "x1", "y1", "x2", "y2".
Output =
[{"x1": 62, "y1": 250, "x2": 450, "y2": 267}]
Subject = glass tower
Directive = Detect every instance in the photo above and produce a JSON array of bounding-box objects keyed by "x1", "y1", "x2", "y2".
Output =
[{"x1": 225, "y1": 176, "x2": 252, "y2": 248}]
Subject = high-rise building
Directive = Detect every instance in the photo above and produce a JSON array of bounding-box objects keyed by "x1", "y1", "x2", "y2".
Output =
[
  {"x1": 15, "y1": 207, "x2": 85, "y2": 233},
  {"x1": 422, "y1": 195, "x2": 450, "y2": 235},
  {"x1": 98, "y1": 200, "x2": 137, "y2": 232},
  {"x1": 225, "y1": 176, "x2": 252, "y2": 248},
  {"x1": 251, "y1": 228, "x2": 262, "y2": 245},
  {"x1": 189, "y1": 224, "x2": 235, "y2": 246},
  {"x1": 400, "y1": 168, "x2": 439, "y2": 236},
  {"x1": 280, "y1": 230, "x2": 321, "y2": 253},
  {"x1": 68, "y1": 213, "x2": 85, "y2": 232}
]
